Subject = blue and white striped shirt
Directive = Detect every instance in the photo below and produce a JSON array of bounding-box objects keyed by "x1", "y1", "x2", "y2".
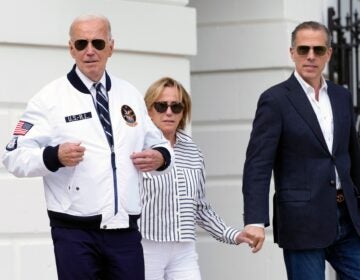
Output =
[{"x1": 139, "y1": 130, "x2": 240, "y2": 243}]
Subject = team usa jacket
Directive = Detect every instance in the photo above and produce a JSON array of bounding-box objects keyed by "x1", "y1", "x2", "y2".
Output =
[{"x1": 2, "y1": 66, "x2": 172, "y2": 230}]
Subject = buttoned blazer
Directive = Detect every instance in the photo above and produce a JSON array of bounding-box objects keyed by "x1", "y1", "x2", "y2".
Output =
[{"x1": 243, "y1": 73, "x2": 360, "y2": 249}]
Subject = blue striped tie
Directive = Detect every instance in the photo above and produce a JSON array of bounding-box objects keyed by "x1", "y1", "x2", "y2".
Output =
[{"x1": 94, "y1": 83, "x2": 113, "y2": 146}]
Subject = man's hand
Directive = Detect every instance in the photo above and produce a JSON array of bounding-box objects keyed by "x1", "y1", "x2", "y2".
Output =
[
  {"x1": 130, "y1": 149, "x2": 164, "y2": 172},
  {"x1": 58, "y1": 142, "x2": 85, "y2": 167},
  {"x1": 235, "y1": 230, "x2": 255, "y2": 246},
  {"x1": 244, "y1": 225, "x2": 265, "y2": 253}
]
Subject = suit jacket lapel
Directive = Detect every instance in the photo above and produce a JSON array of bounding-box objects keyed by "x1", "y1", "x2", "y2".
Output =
[{"x1": 284, "y1": 74, "x2": 331, "y2": 155}]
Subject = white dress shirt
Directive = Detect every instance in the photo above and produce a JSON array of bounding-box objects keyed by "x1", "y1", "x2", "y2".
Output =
[{"x1": 294, "y1": 71, "x2": 340, "y2": 189}]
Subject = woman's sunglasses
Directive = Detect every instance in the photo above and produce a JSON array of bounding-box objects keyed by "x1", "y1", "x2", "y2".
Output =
[
  {"x1": 73, "y1": 39, "x2": 106, "y2": 51},
  {"x1": 153, "y1": 102, "x2": 184, "y2": 114}
]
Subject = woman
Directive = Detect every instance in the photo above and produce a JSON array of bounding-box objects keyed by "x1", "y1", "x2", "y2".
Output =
[{"x1": 139, "y1": 77, "x2": 252, "y2": 280}]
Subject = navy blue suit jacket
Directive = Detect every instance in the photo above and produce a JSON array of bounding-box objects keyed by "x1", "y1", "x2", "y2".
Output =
[{"x1": 243, "y1": 73, "x2": 360, "y2": 249}]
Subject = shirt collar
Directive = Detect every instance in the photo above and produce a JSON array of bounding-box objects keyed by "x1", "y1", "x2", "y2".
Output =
[
  {"x1": 294, "y1": 70, "x2": 328, "y2": 96},
  {"x1": 75, "y1": 67, "x2": 106, "y2": 91},
  {"x1": 175, "y1": 129, "x2": 192, "y2": 144}
]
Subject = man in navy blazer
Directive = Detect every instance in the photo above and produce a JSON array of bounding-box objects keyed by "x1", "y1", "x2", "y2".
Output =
[{"x1": 243, "y1": 21, "x2": 360, "y2": 279}]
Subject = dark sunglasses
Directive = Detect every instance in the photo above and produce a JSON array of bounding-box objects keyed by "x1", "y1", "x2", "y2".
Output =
[
  {"x1": 153, "y1": 102, "x2": 184, "y2": 114},
  {"x1": 296, "y1": 45, "x2": 328, "y2": 56},
  {"x1": 73, "y1": 39, "x2": 106, "y2": 51}
]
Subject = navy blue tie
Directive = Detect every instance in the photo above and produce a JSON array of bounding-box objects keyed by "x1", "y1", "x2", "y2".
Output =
[{"x1": 94, "y1": 83, "x2": 113, "y2": 146}]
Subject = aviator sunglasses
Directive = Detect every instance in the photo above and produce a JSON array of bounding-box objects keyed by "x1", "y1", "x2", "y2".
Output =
[
  {"x1": 153, "y1": 101, "x2": 184, "y2": 114},
  {"x1": 296, "y1": 45, "x2": 328, "y2": 56},
  {"x1": 73, "y1": 39, "x2": 106, "y2": 51}
]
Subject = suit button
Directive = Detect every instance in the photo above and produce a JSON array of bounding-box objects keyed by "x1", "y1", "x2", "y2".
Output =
[{"x1": 330, "y1": 180, "x2": 336, "y2": 186}]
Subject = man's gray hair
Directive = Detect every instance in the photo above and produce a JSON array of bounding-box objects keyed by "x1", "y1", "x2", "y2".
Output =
[{"x1": 69, "y1": 14, "x2": 112, "y2": 40}]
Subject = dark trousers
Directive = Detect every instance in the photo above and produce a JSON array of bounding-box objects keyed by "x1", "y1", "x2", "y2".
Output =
[
  {"x1": 283, "y1": 201, "x2": 360, "y2": 280},
  {"x1": 51, "y1": 227, "x2": 144, "y2": 280}
]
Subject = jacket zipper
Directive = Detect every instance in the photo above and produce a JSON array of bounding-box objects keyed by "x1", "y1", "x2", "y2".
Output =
[
  {"x1": 93, "y1": 91, "x2": 118, "y2": 215},
  {"x1": 111, "y1": 144, "x2": 118, "y2": 214}
]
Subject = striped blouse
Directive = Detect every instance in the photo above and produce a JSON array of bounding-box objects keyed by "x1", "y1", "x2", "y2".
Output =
[{"x1": 139, "y1": 130, "x2": 240, "y2": 244}]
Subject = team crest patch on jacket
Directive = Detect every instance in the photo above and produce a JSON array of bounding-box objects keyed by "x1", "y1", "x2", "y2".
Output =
[
  {"x1": 13, "y1": 120, "x2": 33, "y2": 136},
  {"x1": 121, "y1": 105, "x2": 137, "y2": 127},
  {"x1": 6, "y1": 136, "x2": 18, "y2": 151}
]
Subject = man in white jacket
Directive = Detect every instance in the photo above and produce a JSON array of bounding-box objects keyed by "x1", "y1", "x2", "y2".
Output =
[{"x1": 2, "y1": 14, "x2": 172, "y2": 280}]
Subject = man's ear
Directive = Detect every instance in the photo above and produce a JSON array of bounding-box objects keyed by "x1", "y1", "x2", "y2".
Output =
[
  {"x1": 69, "y1": 40, "x2": 76, "y2": 59},
  {"x1": 290, "y1": 47, "x2": 295, "y2": 62}
]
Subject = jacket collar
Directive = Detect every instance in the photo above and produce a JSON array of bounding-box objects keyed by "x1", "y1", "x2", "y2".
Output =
[{"x1": 66, "y1": 64, "x2": 112, "y2": 94}]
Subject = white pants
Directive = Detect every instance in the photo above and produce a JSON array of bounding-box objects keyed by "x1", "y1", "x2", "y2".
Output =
[{"x1": 142, "y1": 239, "x2": 201, "y2": 280}]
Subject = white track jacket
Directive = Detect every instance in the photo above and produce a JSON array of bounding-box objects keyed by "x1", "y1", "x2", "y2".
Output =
[{"x1": 2, "y1": 66, "x2": 172, "y2": 230}]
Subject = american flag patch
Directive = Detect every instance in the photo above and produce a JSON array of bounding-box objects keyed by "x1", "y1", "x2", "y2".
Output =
[{"x1": 13, "y1": 120, "x2": 33, "y2": 136}]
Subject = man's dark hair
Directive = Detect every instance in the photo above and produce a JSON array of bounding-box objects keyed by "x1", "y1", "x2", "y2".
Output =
[{"x1": 291, "y1": 21, "x2": 332, "y2": 47}]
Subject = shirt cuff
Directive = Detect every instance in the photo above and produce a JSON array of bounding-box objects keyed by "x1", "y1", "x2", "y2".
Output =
[{"x1": 246, "y1": 223, "x2": 265, "y2": 228}]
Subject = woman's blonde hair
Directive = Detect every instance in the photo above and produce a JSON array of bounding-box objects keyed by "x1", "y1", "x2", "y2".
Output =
[{"x1": 144, "y1": 77, "x2": 191, "y2": 130}]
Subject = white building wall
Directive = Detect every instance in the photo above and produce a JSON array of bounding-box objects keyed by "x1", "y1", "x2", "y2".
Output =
[
  {"x1": 189, "y1": 0, "x2": 337, "y2": 279},
  {"x1": 0, "y1": 0, "x2": 345, "y2": 279},
  {"x1": 0, "y1": 1, "x2": 195, "y2": 279}
]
